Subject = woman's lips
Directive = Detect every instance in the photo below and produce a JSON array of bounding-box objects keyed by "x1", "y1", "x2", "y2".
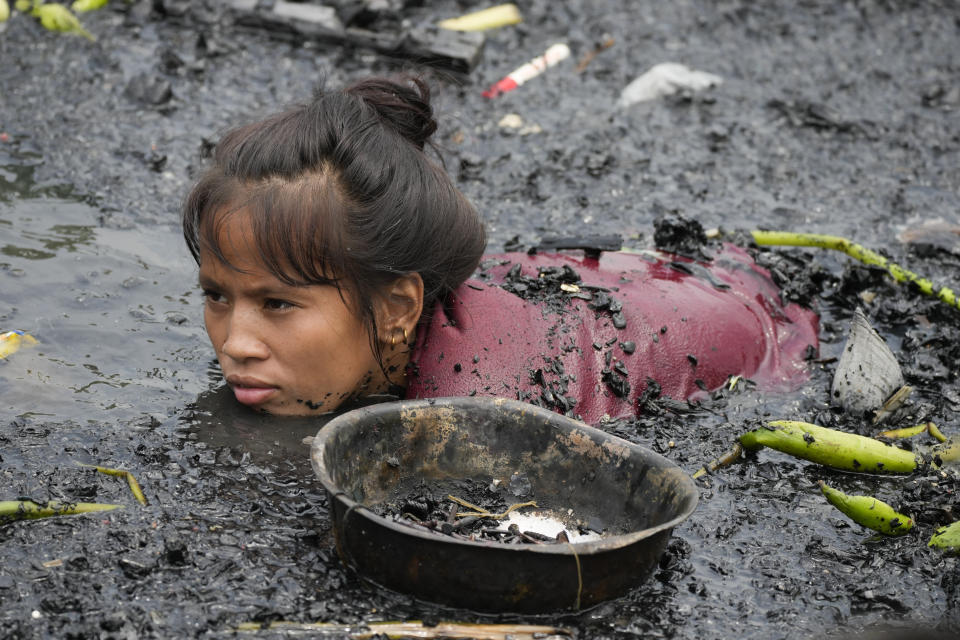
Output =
[{"x1": 227, "y1": 377, "x2": 278, "y2": 406}]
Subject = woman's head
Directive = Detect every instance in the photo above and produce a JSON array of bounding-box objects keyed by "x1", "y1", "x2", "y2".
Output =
[{"x1": 182, "y1": 76, "x2": 486, "y2": 415}]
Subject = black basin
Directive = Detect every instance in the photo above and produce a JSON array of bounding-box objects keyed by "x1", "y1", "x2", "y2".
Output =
[{"x1": 310, "y1": 397, "x2": 699, "y2": 613}]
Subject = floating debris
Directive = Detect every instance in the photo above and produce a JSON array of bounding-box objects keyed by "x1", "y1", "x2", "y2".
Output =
[
  {"x1": 71, "y1": 0, "x2": 109, "y2": 13},
  {"x1": 497, "y1": 510, "x2": 602, "y2": 543},
  {"x1": 0, "y1": 330, "x2": 37, "y2": 359},
  {"x1": 497, "y1": 112, "x2": 542, "y2": 135},
  {"x1": 898, "y1": 218, "x2": 960, "y2": 251},
  {"x1": 747, "y1": 230, "x2": 960, "y2": 312},
  {"x1": 226, "y1": 0, "x2": 485, "y2": 73},
  {"x1": 692, "y1": 442, "x2": 743, "y2": 479},
  {"x1": 931, "y1": 436, "x2": 960, "y2": 467},
  {"x1": 819, "y1": 481, "x2": 913, "y2": 536},
  {"x1": 767, "y1": 97, "x2": 873, "y2": 137},
  {"x1": 0, "y1": 499, "x2": 122, "y2": 523},
  {"x1": 871, "y1": 384, "x2": 913, "y2": 425},
  {"x1": 740, "y1": 420, "x2": 918, "y2": 474},
  {"x1": 438, "y1": 3, "x2": 521, "y2": 32},
  {"x1": 575, "y1": 35, "x2": 614, "y2": 73},
  {"x1": 375, "y1": 478, "x2": 599, "y2": 546},
  {"x1": 831, "y1": 307, "x2": 904, "y2": 417},
  {"x1": 877, "y1": 422, "x2": 932, "y2": 440},
  {"x1": 929, "y1": 520, "x2": 960, "y2": 554},
  {"x1": 618, "y1": 62, "x2": 722, "y2": 107},
  {"x1": 482, "y1": 43, "x2": 571, "y2": 98},
  {"x1": 929, "y1": 423, "x2": 948, "y2": 443},
  {"x1": 79, "y1": 463, "x2": 148, "y2": 505},
  {"x1": 30, "y1": 2, "x2": 96, "y2": 41},
  {"x1": 234, "y1": 620, "x2": 574, "y2": 639},
  {"x1": 498, "y1": 113, "x2": 523, "y2": 129}
]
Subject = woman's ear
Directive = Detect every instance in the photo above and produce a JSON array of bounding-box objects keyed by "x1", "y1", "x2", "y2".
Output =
[{"x1": 377, "y1": 273, "x2": 424, "y2": 346}]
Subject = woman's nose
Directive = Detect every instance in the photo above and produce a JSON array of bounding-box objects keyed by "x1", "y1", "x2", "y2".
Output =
[{"x1": 220, "y1": 309, "x2": 270, "y2": 362}]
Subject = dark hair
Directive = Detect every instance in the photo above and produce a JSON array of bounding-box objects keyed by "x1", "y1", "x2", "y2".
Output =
[{"x1": 182, "y1": 75, "x2": 486, "y2": 373}]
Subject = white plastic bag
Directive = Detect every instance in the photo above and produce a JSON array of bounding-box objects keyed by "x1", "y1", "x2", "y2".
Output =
[{"x1": 618, "y1": 62, "x2": 723, "y2": 107}]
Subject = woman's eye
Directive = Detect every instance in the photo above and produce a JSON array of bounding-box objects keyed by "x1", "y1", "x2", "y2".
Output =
[
  {"x1": 202, "y1": 289, "x2": 225, "y2": 304},
  {"x1": 265, "y1": 298, "x2": 295, "y2": 311}
]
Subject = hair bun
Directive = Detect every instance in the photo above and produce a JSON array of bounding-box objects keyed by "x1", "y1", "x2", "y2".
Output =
[{"x1": 346, "y1": 76, "x2": 438, "y2": 149}]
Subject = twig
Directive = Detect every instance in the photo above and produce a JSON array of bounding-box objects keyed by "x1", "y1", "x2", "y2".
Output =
[
  {"x1": 233, "y1": 620, "x2": 574, "y2": 639},
  {"x1": 575, "y1": 35, "x2": 614, "y2": 73},
  {"x1": 877, "y1": 422, "x2": 930, "y2": 440},
  {"x1": 872, "y1": 385, "x2": 913, "y2": 425},
  {"x1": 693, "y1": 443, "x2": 743, "y2": 479},
  {"x1": 447, "y1": 495, "x2": 537, "y2": 519}
]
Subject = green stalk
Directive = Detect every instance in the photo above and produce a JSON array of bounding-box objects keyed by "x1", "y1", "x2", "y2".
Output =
[
  {"x1": 928, "y1": 423, "x2": 948, "y2": 443},
  {"x1": 0, "y1": 500, "x2": 122, "y2": 522},
  {"x1": 748, "y1": 230, "x2": 959, "y2": 311},
  {"x1": 876, "y1": 423, "x2": 930, "y2": 440},
  {"x1": 78, "y1": 463, "x2": 148, "y2": 505}
]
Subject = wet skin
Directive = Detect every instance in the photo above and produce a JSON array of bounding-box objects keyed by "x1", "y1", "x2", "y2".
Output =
[{"x1": 198, "y1": 213, "x2": 406, "y2": 416}]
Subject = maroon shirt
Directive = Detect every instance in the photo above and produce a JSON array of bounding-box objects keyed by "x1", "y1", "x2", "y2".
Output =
[{"x1": 405, "y1": 246, "x2": 819, "y2": 424}]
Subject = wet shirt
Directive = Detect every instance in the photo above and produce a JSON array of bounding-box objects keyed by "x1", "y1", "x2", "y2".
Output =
[{"x1": 404, "y1": 246, "x2": 819, "y2": 424}]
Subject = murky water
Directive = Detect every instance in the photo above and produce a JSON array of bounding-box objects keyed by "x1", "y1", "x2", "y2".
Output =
[
  {"x1": 1, "y1": 194, "x2": 207, "y2": 424},
  {"x1": 1, "y1": 1, "x2": 959, "y2": 638}
]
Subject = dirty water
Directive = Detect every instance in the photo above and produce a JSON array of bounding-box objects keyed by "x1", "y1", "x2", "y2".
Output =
[{"x1": 1, "y1": 0, "x2": 960, "y2": 638}]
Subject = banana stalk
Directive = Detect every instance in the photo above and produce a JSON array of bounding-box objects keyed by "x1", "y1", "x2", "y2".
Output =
[
  {"x1": 928, "y1": 520, "x2": 960, "y2": 554},
  {"x1": 819, "y1": 481, "x2": 913, "y2": 535},
  {"x1": 0, "y1": 499, "x2": 122, "y2": 521},
  {"x1": 740, "y1": 421, "x2": 918, "y2": 473}
]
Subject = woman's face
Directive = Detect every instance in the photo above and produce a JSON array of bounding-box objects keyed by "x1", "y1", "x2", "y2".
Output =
[{"x1": 197, "y1": 211, "x2": 393, "y2": 415}]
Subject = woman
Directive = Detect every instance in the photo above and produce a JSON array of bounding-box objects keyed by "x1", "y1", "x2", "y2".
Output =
[{"x1": 182, "y1": 75, "x2": 818, "y2": 423}]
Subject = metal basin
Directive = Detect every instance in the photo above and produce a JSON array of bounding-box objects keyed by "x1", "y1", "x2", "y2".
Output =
[{"x1": 310, "y1": 397, "x2": 699, "y2": 613}]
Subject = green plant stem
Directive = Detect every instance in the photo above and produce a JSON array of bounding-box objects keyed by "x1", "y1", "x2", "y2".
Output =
[
  {"x1": 749, "y1": 230, "x2": 959, "y2": 311},
  {"x1": 1, "y1": 500, "x2": 122, "y2": 522},
  {"x1": 79, "y1": 463, "x2": 147, "y2": 505}
]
